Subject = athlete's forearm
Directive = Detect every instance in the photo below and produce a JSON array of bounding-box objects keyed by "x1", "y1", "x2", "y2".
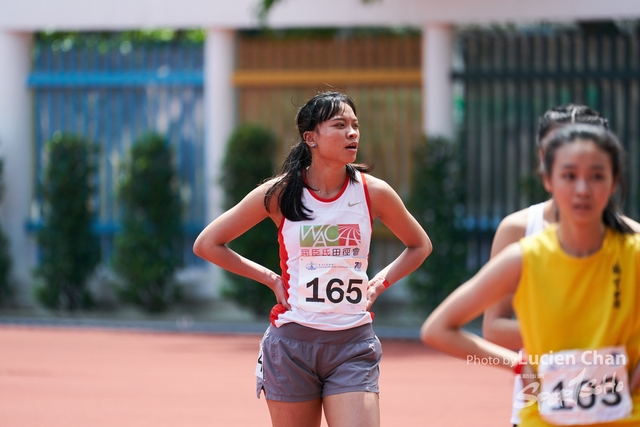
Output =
[
  {"x1": 196, "y1": 244, "x2": 279, "y2": 290},
  {"x1": 422, "y1": 323, "x2": 518, "y2": 372},
  {"x1": 482, "y1": 316, "x2": 523, "y2": 349},
  {"x1": 377, "y1": 245, "x2": 431, "y2": 286}
]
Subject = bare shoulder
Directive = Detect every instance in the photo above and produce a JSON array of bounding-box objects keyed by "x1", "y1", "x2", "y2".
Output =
[
  {"x1": 496, "y1": 208, "x2": 529, "y2": 233},
  {"x1": 491, "y1": 207, "x2": 530, "y2": 258},
  {"x1": 362, "y1": 173, "x2": 392, "y2": 193},
  {"x1": 477, "y1": 240, "x2": 524, "y2": 294},
  {"x1": 361, "y1": 173, "x2": 402, "y2": 217},
  {"x1": 361, "y1": 173, "x2": 396, "y2": 203},
  {"x1": 259, "y1": 175, "x2": 283, "y2": 193},
  {"x1": 217, "y1": 176, "x2": 284, "y2": 227},
  {"x1": 243, "y1": 176, "x2": 278, "y2": 202},
  {"x1": 256, "y1": 176, "x2": 285, "y2": 223}
]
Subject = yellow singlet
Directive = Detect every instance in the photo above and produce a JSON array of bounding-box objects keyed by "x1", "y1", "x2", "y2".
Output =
[{"x1": 513, "y1": 225, "x2": 640, "y2": 427}]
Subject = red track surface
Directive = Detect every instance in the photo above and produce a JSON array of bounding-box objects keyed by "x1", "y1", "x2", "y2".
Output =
[{"x1": 0, "y1": 326, "x2": 513, "y2": 426}]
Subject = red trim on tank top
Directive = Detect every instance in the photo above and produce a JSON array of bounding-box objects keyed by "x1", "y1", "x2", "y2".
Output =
[{"x1": 272, "y1": 220, "x2": 291, "y2": 326}]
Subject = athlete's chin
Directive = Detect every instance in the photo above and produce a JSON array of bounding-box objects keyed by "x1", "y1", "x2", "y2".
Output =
[
  {"x1": 572, "y1": 209, "x2": 593, "y2": 217},
  {"x1": 344, "y1": 151, "x2": 358, "y2": 163},
  {"x1": 567, "y1": 212, "x2": 601, "y2": 226}
]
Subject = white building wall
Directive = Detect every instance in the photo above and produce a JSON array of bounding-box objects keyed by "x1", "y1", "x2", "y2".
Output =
[
  {"x1": 423, "y1": 23, "x2": 454, "y2": 140},
  {"x1": 2, "y1": 0, "x2": 640, "y2": 30},
  {"x1": 0, "y1": 32, "x2": 35, "y2": 303},
  {"x1": 194, "y1": 28, "x2": 237, "y2": 299}
]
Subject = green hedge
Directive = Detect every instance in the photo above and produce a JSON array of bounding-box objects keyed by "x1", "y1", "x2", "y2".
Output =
[
  {"x1": 407, "y1": 136, "x2": 469, "y2": 313},
  {"x1": 0, "y1": 159, "x2": 12, "y2": 305},
  {"x1": 113, "y1": 133, "x2": 183, "y2": 313},
  {"x1": 220, "y1": 123, "x2": 279, "y2": 316},
  {"x1": 35, "y1": 132, "x2": 101, "y2": 310}
]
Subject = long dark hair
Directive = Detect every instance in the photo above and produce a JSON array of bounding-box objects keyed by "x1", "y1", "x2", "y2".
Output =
[
  {"x1": 543, "y1": 124, "x2": 633, "y2": 234},
  {"x1": 265, "y1": 91, "x2": 373, "y2": 221}
]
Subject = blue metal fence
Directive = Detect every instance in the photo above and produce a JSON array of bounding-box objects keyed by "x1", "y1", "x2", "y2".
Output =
[{"x1": 28, "y1": 38, "x2": 206, "y2": 266}]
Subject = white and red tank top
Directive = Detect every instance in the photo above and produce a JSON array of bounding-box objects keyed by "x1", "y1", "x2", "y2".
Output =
[{"x1": 270, "y1": 170, "x2": 374, "y2": 331}]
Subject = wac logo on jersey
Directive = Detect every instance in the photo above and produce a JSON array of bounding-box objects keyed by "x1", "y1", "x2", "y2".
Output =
[{"x1": 300, "y1": 224, "x2": 361, "y2": 247}]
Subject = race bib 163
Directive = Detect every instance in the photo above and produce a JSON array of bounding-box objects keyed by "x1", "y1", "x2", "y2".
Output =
[{"x1": 537, "y1": 346, "x2": 632, "y2": 425}]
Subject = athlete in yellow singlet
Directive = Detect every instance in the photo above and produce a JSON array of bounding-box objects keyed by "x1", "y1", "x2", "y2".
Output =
[
  {"x1": 421, "y1": 124, "x2": 640, "y2": 427},
  {"x1": 482, "y1": 105, "x2": 640, "y2": 427},
  {"x1": 515, "y1": 226, "x2": 640, "y2": 426}
]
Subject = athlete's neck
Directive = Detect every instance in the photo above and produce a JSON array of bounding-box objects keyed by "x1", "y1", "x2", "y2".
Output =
[
  {"x1": 305, "y1": 165, "x2": 347, "y2": 197},
  {"x1": 555, "y1": 220, "x2": 606, "y2": 257}
]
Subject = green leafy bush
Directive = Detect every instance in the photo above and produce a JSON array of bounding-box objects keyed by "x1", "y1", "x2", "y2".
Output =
[
  {"x1": 220, "y1": 123, "x2": 279, "y2": 315},
  {"x1": 407, "y1": 136, "x2": 468, "y2": 313},
  {"x1": 113, "y1": 133, "x2": 183, "y2": 313},
  {"x1": 0, "y1": 159, "x2": 13, "y2": 305},
  {"x1": 35, "y1": 132, "x2": 101, "y2": 310}
]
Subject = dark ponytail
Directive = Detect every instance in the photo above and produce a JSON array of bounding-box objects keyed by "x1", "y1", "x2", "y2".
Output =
[
  {"x1": 265, "y1": 91, "x2": 373, "y2": 221},
  {"x1": 264, "y1": 142, "x2": 314, "y2": 220},
  {"x1": 543, "y1": 124, "x2": 634, "y2": 234}
]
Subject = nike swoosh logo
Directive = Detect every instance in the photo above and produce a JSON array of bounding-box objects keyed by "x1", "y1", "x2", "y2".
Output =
[{"x1": 348, "y1": 201, "x2": 362, "y2": 207}]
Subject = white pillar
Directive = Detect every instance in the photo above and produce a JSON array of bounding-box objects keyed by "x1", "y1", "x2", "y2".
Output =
[
  {"x1": 422, "y1": 23, "x2": 454, "y2": 140},
  {"x1": 0, "y1": 31, "x2": 35, "y2": 304},
  {"x1": 200, "y1": 28, "x2": 236, "y2": 298}
]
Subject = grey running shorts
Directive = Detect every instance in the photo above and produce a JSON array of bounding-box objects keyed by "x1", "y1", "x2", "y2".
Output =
[{"x1": 255, "y1": 322, "x2": 382, "y2": 402}]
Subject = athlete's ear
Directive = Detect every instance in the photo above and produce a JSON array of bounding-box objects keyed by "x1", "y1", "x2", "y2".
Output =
[
  {"x1": 303, "y1": 131, "x2": 317, "y2": 148},
  {"x1": 542, "y1": 172, "x2": 552, "y2": 194},
  {"x1": 302, "y1": 130, "x2": 315, "y2": 144}
]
